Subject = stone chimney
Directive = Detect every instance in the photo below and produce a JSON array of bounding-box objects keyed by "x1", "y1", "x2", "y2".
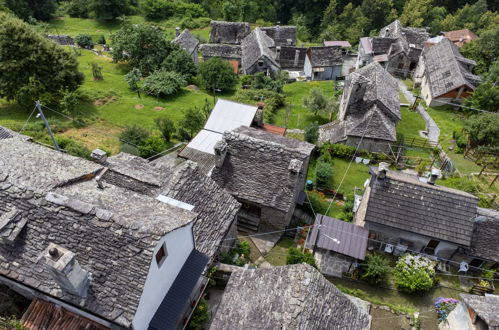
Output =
[
  {"x1": 428, "y1": 168, "x2": 441, "y2": 185},
  {"x1": 293, "y1": 49, "x2": 301, "y2": 68},
  {"x1": 175, "y1": 27, "x2": 180, "y2": 37},
  {"x1": 253, "y1": 102, "x2": 265, "y2": 127},
  {"x1": 90, "y1": 149, "x2": 107, "y2": 163},
  {"x1": 43, "y1": 243, "x2": 89, "y2": 297},
  {"x1": 378, "y1": 162, "x2": 389, "y2": 180},
  {"x1": 214, "y1": 140, "x2": 228, "y2": 168}
]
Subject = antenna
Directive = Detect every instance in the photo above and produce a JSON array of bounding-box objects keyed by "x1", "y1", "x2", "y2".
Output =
[{"x1": 35, "y1": 100, "x2": 60, "y2": 152}]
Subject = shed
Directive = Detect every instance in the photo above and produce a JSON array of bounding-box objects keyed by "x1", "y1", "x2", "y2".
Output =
[{"x1": 304, "y1": 46, "x2": 343, "y2": 81}]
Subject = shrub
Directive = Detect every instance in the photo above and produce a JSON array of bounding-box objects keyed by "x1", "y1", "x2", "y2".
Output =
[
  {"x1": 186, "y1": 298, "x2": 209, "y2": 330},
  {"x1": 325, "y1": 143, "x2": 362, "y2": 159},
  {"x1": 96, "y1": 34, "x2": 106, "y2": 45},
  {"x1": 141, "y1": 70, "x2": 186, "y2": 98},
  {"x1": 286, "y1": 247, "x2": 317, "y2": 268},
  {"x1": 339, "y1": 195, "x2": 354, "y2": 222},
  {"x1": 56, "y1": 136, "x2": 91, "y2": 159},
  {"x1": 416, "y1": 160, "x2": 429, "y2": 175},
  {"x1": 137, "y1": 135, "x2": 166, "y2": 159},
  {"x1": 361, "y1": 253, "x2": 391, "y2": 285},
  {"x1": 119, "y1": 125, "x2": 150, "y2": 147},
  {"x1": 66, "y1": 0, "x2": 90, "y2": 18},
  {"x1": 435, "y1": 297, "x2": 459, "y2": 323},
  {"x1": 315, "y1": 161, "x2": 333, "y2": 189},
  {"x1": 162, "y1": 49, "x2": 197, "y2": 80},
  {"x1": 59, "y1": 89, "x2": 90, "y2": 119},
  {"x1": 394, "y1": 254, "x2": 436, "y2": 293},
  {"x1": 198, "y1": 57, "x2": 237, "y2": 93},
  {"x1": 141, "y1": 0, "x2": 207, "y2": 20},
  {"x1": 233, "y1": 89, "x2": 285, "y2": 123},
  {"x1": 304, "y1": 123, "x2": 319, "y2": 143},
  {"x1": 303, "y1": 190, "x2": 328, "y2": 216},
  {"x1": 74, "y1": 34, "x2": 94, "y2": 49},
  {"x1": 178, "y1": 107, "x2": 205, "y2": 139},
  {"x1": 180, "y1": 16, "x2": 211, "y2": 29},
  {"x1": 219, "y1": 242, "x2": 251, "y2": 266},
  {"x1": 155, "y1": 116, "x2": 175, "y2": 142}
]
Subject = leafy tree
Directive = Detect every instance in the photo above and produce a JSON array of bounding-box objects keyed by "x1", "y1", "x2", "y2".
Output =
[
  {"x1": 315, "y1": 161, "x2": 333, "y2": 189},
  {"x1": 111, "y1": 23, "x2": 177, "y2": 75},
  {"x1": 464, "y1": 82, "x2": 499, "y2": 113},
  {"x1": 96, "y1": 34, "x2": 107, "y2": 45},
  {"x1": 198, "y1": 57, "x2": 237, "y2": 93},
  {"x1": 5, "y1": 0, "x2": 57, "y2": 21},
  {"x1": 400, "y1": 0, "x2": 435, "y2": 28},
  {"x1": 304, "y1": 122, "x2": 319, "y2": 143},
  {"x1": 155, "y1": 116, "x2": 175, "y2": 142},
  {"x1": 286, "y1": 247, "x2": 317, "y2": 268},
  {"x1": 59, "y1": 89, "x2": 89, "y2": 119},
  {"x1": 138, "y1": 135, "x2": 166, "y2": 158},
  {"x1": 89, "y1": 0, "x2": 130, "y2": 20},
  {"x1": 124, "y1": 68, "x2": 142, "y2": 98},
  {"x1": 66, "y1": 0, "x2": 90, "y2": 18},
  {"x1": 359, "y1": 0, "x2": 395, "y2": 33},
  {"x1": 303, "y1": 88, "x2": 337, "y2": 118},
  {"x1": 361, "y1": 254, "x2": 391, "y2": 285},
  {"x1": 162, "y1": 48, "x2": 197, "y2": 80},
  {"x1": 141, "y1": 70, "x2": 186, "y2": 98},
  {"x1": 119, "y1": 124, "x2": 150, "y2": 147},
  {"x1": 75, "y1": 34, "x2": 94, "y2": 49},
  {"x1": 178, "y1": 107, "x2": 205, "y2": 139},
  {"x1": 463, "y1": 113, "x2": 499, "y2": 153},
  {"x1": 140, "y1": 0, "x2": 207, "y2": 20},
  {"x1": 0, "y1": 13, "x2": 84, "y2": 106}
]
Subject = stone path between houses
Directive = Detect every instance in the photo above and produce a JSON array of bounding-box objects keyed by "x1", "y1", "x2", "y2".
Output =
[{"x1": 398, "y1": 81, "x2": 440, "y2": 145}]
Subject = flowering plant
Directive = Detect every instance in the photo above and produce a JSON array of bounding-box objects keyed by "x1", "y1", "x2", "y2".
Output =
[
  {"x1": 394, "y1": 254, "x2": 437, "y2": 293},
  {"x1": 435, "y1": 297, "x2": 459, "y2": 322}
]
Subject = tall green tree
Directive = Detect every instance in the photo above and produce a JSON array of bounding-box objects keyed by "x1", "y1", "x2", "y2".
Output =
[
  {"x1": 400, "y1": 0, "x2": 435, "y2": 27},
  {"x1": 0, "y1": 13, "x2": 84, "y2": 106},
  {"x1": 178, "y1": 107, "x2": 205, "y2": 139},
  {"x1": 198, "y1": 57, "x2": 237, "y2": 93},
  {"x1": 5, "y1": 0, "x2": 57, "y2": 21},
  {"x1": 463, "y1": 113, "x2": 499, "y2": 152},
  {"x1": 162, "y1": 48, "x2": 197, "y2": 80},
  {"x1": 90, "y1": 0, "x2": 131, "y2": 20},
  {"x1": 359, "y1": 0, "x2": 395, "y2": 33}
]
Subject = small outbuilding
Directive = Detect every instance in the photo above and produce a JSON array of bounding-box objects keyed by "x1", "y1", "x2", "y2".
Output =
[{"x1": 304, "y1": 46, "x2": 343, "y2": 80}]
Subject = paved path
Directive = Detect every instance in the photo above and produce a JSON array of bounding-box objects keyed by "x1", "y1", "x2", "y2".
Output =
[{"x1": 398, "y1": 81, "x2": 440, "y2": 144}]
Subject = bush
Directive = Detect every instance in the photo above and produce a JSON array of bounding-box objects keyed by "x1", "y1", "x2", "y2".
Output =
[
  {"x1": 286, "y1": 247, "x2": 317, "y2": 268},
  {"x1": 96, "y1": 34, "x2": 106, "y2": 45},
  {"x1": 59, "y1": 89, "x2": 90, "y2": 119},
  {"x1": 233, "y1": 89, "x2": 285, "y2": 124},
  {"x1": 74, "y1": 34, "x2": 94, "y2": 49},
  {"x1": 66, "y1": 0, "x2": 90, "y2": 18},
  {"x1": 119, "y1": 125, "x2": 150, "y2": 147},
  {"x1": 137, "y1": 135, "x2": 166, "y2": 159},
  {"x1": 339, "y1": 195, "x2": 354, "y2": 222},
  {"x1": 303, "y1": 190, "x2": 328, "y2": 216},
  {"x1": 180, "y1": 16, "x2": 211, "y2": 29},
  {"x1": 219, "y1": 241, "x2": 251, "y2": 266},
  {"x1": 141, "y1": 70, "x2": 186, "y2": 98},
  {"x1": 162, "y1": 49, "x2": 197, "y2": 80},
  {"x1": 315, "y1": 161, "x2": 333, "y2": 189},
  {"x1": 56, "y1": 136, "x2": 91, "y2": 159},
  {"x1": 155, "y1": 116, "x2": 175, "y2": 142},
  {"x1": 304, "y1": 123, "x2": 319, "y2": 143},
  {"x1": 186, "y1": 298, "x2": 209, "y2": 330},
  {"x1": 141, "y1": 0, "x2": 207, "y2": 20},
  {"x1": 325, "y1": 142, "x2": 366, "y2": 159},
  {"x1": 198, "y1": 57, "x2": 238, "y2": 93},
  {"x1": 361, "y1": 253, "x2": 391, "y2": 285},
  {"x1": 394, "y1": 254, "x2": 436, "y2": 293}
]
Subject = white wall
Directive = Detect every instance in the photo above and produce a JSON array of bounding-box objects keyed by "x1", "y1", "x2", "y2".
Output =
[
  {"x1": 304, "y1": 55, "x2": 312, "y2": 77},
  {"x1": 132, "y1": 223, "x2": 195, "y2": 330}
]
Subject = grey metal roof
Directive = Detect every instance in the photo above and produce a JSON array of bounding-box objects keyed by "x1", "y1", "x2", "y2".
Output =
[
  {"x1": 185, "y1": 129, "x2": 222, "y2": 155},
  {"x1": 307, "y1": 214, "x2": 368, "y2": 260},
  {"x1": 149, "y1": 249, "x2": 209, "y2": 330},
  {"x1": 200, "y1": 43, "x2": 241, "y2": 59},
  {"x1": 365, "y1": 168, "x2": 478, "y2": 246},
  {"x1": 241, "y1": 28, "x2": 278, "y2": 72},
  {"x1": 209, "y1": 21, "x2": 250, "y2": 44},
  {"x1": 172, "y1": 29, "x2": 199, "y2": 55},
  {"x1": 470, "y1": 207, "x2": 499, "y2": 263},
  {"x1": 209, "y1": 264, "x2": 371, "y2": 330},
  {"x1": 205, "y1": 99, "x2": 258, "y2": 133},
  {"x1": 460, "y1": 294, "x2": 499, "y2": 327},
  {"x1": 260, "y1": 26, "x2": 296, "y2": 46},
  {"x1": 306, "y1": 46, "x2": 343, "y2": 67}
]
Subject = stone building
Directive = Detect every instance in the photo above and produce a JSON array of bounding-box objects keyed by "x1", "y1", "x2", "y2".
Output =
[
  {"x1": 414, "y1": 38, "x2": 481, "y2": 107},
  {"x1": 304, "y1": 46, "x2": 343, "y2": 80},
  {"x1": 274, "y1": 46, "x2": 306, "y2": 71},
  {"x1": 319, "y1": 62, "x2": 400, "y2": 153},
  {"x1": 199, "y1": 43, "x2": 242, "y2": 63},
  {"x1": 211, "y1": 126, "x2": 315, "y2": 234},
  {"x1": 172, "y1": 28, "x2": 199, "y2": 65},
  {"x1": 209, "y1": 21, "x2": 250, "y2": 44},
  {"x1": 241, "y1": 28, "x2": 280, "y2": 75},
  {"x1": 439, "y1": 294, "x2": 499, "y2": 330},
  {"x1": 0, "y1": 127, "x2": 240, "y2": 329},
  {"x1": 210, "y1": 264, "x2": 371, "y2": 330},
  {"x1": 260, "y1": 25, "x2": 297, "y2": 46}
]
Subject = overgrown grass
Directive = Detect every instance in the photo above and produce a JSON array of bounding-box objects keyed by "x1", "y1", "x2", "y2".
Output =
[
  {"x1": 397, "y1": 107, "x2": 426, "y2": 140},
  {"x1": 264, "y1": 237, "x2": 296, "y2": 266}
]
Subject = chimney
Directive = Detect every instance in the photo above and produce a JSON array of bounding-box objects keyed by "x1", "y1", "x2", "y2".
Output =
[
  {"x1": 253, "y1": 103, "x2": 265, "y2": 127},
  {"x1": 90, "y1": 149, "x2": 107, "y2": 163},
  {"x1": 175, "y1": 27, "x2": 180, "y2": 37},
  {"x1": 293, "y1": 49, "x2": 301, "y2": 68},
  {"x1": 378, "y1": 162, "x2": 389, "y2": 180},
  {"x1": 288, "y1": 159, "x2": 303, "y2": 182},
  {"x1": 214, "y1": 140, "x2": 228, "y2": 168},
  {"x1": 43, "y1": 243, "x2": 89, "y2": 297},
  {"x1": 428, "y1": 168, "x2": 441, "y2": 185}
]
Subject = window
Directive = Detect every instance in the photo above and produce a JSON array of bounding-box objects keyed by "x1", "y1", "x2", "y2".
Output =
[
  {"x1": 258, "y1": 60, "x2": 263, "y2": 67},
  {"x1": 397, "y1": 62, "x2": 405, "y2": 69},
  {"x1": 155, "y1": 243, "x2": 168, "y2": 266}
]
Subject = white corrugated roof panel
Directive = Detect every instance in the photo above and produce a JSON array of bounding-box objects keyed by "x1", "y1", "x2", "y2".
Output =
[
  {"x1": 204, "y1": 99, "x2": 258, "y2": 133},
  {"x1": 185, "y1": 129, "x2": 222, "y2": 154}
]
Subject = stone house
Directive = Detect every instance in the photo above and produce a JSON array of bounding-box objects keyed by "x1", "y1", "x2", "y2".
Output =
[
  {"x1": 444, "y1": 29, "x2": 479, "y2": 48},
  {"x1": 273, "y1": 46, "x2": 306, "y2": 72},
  {"x1": 439, "y1": 294, "x2": 499, "y2": 330},
  {"x1": 414, "y1": 38, "x2": 481, "y2": 107},
  {"x1": 260, "y1": 25, "x2": 297, "y2": 46},
  {"x1": 209, "y1": 21, "x2": 250, "y2": 44},
  {"x1": 324, "y1": 40, "x2": 352, "y2": 54},
  {"x1": 241, "y1": 28, "x2": 280, "y2": 75},
  {"x1": 211, "y1": 126, "x2": 315, "y2": 234},
  {"x1": 209, "y1": 264, "x2": 371, "y2": 330},
  {"x1": 319, "y1": 62, "x2": 400, "y2": 153},
  {"x1": 466, "y1": 208, "x2": 499, "y2": 270},
  {"x1": 304, "y1": 46, "x2": 343, "y2": 80},
  {"x1": 0, "y1": 127, "x2": 240, "y2": 329},
  {"x1": 199, "y1": 43, "x2": 242, "y2": 63},
  {"x1": 172, "y1": 28, "x2": 199, "y2": 65}
]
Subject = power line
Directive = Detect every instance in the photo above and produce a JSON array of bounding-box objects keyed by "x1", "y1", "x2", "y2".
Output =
[
  {"x1": 18, "y1": 106, "x2": 37, "y2": 134},
  {"x1": 431, "y1": 99, "x2": 498, "y2": 115}
]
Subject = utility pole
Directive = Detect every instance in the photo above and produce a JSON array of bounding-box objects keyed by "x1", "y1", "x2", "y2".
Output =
[{"x1": 35, "y1": 100, "x2": 60, "y2": 152}]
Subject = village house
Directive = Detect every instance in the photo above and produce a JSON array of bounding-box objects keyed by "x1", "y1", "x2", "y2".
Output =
[
  {"x1": 324, "y1": 40, "x2": 352, "y2": 54},
  {"x1": 467, "y1": 207, "x2": 499, "y2": 270},
  {"x1": 304, "y1": 46, "x2": 343, "y2": 81},
  {"x1": 319, "y1": 62, "x2": 400, "y2": 153},
  {"x1": 260, "y1": 25, "x2": 297, "y2": 46},
  {"x1": 439, "y1": 294, "x2": 499, "y2": 330},
  {"x1": 199, "y1": 43, "x2": 242, "y2": 64},
  {"x1": 444, "y1": 29, "x2": 479, "y2": 48},
  {"x1": 414, "y1": 38, "x2": 481, "y2": 107},
  {"x1": 0, "y1": 126, "x2": 240, "y2": 330},
  {"x1": 211, "y1": 126, "x2": 314, "y2": 243},
  {"x1": 274, "y1": 46, "x2": 307, "y2": 72},
  {"x1": 209, "y1": 264, "x2": 372, "y2": 330},
  {"x1": 172, "y1": 28, "x2": 199, "y2": 65},
  {"x1": 209, "y1": 20, "x2": 250, "y2": 45},
  {"x1": 241, "y1": 28, "x2": 280, "y2": 75}
]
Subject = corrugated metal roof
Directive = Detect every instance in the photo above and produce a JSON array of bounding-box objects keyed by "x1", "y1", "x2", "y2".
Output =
[
  {"x1": 307, "y1": 214, "x2": 368, "y2": 260},
  {"x1": 149, "y1": 249, "x2": 209, "y2": 330},
  {"x1": 185, "y1": 129, "x2": 222, "y2": 155},
  {"x1": 204, "y1": 99, "x2": 258, "y2": 134}
]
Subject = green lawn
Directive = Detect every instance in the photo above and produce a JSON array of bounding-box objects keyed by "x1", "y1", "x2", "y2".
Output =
[
  {"x1": 399, "y1": 91, "x2": 409, "y2": 104},
  {"x1": 264, "y1": 237, "x2": 296, "y2": 266},
  {"x1": 274, "y1": 81, "x2": 336, "y2": 129},
  {"x1": 397, "y1": 107, "x2": 426, "y2": 140}
]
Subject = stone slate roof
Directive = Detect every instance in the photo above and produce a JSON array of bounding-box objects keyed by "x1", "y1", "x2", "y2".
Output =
[
  {"x1": 178, "y1": 146, "x2": 216, "y2": 175},
  {"x1": 470, "y1": 207, "x2": 499, "y2": 263},
  {"x1": 344, "y1": 103, "x2": 398, "y2": 141},
  {"x1": 318, "y1": 121, "x2": 347, "y2": 144},
  {"x1": 365, "y1": 168, "x2": 478, "y2": 246},
  {"x1": 172, "y1": 29, "x2": 199, "y2": 55},
  {"x1": 276, "y1": 46, "x2": 306, "y2": 70},
  {"x1": 371, "y1": 37, "x2": 397, "y2": 55},
  {"x1": 211, "y1": 126, "x2": 314, "y2": 213},
  {"x1": 209, "y1": 21, "x2": 250, "y2": 44},
  {"x1": 422, "y1": 38, "x2": 481, "y2": 98},
  {"x1": 380, "y1": 20, "x2": 429, "y2": 49},
  {"x1": 209, "y1": 264, "x2": 371, "y2": 330},
  {"x1": 47, "y1": 34, "x2": 74, "y2": 46},
  {"x1": 241, "y1": 28, "x2": 278, "y2": 72},
  {"x1": 260, "y1": 26, "x2": 296, "y2": 46},
  {"x1": 460, "y1": 294, "x2": 499, "y2": 328},
  {"x1": 200, "y1": 43, "x2": 241, "y2": 59},
  {"x1": 306, "y1": 46, "x2": 343, "y2": 67}
]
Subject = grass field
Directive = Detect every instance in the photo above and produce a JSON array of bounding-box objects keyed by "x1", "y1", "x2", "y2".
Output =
[{"x1": 396, "y1": 107, "x2": 426, "y2": 140}]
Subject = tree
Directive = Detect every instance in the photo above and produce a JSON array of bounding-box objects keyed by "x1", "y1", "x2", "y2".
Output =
[
  {"x1": 124, "y1": 68, "x2": 142, "y2": 98},
  {"x1": 304, "y1": 123, "x2": 319, "y2": 143},
  {"x1": 162, "y1": 48, "x2": 197, "y2": 80},
  {"x1": 400, "y1": 0, "x2": 435, "y2": 28},
  {"x1": 394, "y1": 254, "x2": 436, "y2": 293},
  {"x1": 0, "y1": 13, "x2": 84, "y2": 106},
  {"x1": 111, "y1": 23, "x2": 177, "y2": 75},
  {"x1": 464, "y1": 113, "x2": 499, "y2": 153},
  {"x1": 89, "y1": 0, "x2": 130, "y2": 20},
  {"x1": 178, "y1": 107, "x2": 205, "y2": 139},
  {"x1": 141, "y1": 70, "x2": 186, "y2": 98},
  {"x1": 359, "y1": 0, "x2": 395, "y2": 33},
  {"x1": 66, "y1": 0, "x2": 90, "y2": 18},
  {"x1": 155, "y1": 116, "x2": 175, "y2": 142},
  {"x1": 119, "y1": 124, "x2": 150, "y2": 147},
  {"x1": 198, "y1": 57, "x2": 237, "y2": 93},
  {"x1": 361, "y1": 253, "x2": 391, "y2": 285},
  {"x1": 315, "y1": 161, "x2": 333, "y2": 189},
  {"x1": 138, "y1": 135, "x2": 166, "y2": 158},
  {"x1": 91, "y1": 63, "x2": 103, "y2": 81},
  {"x1": 75, "y1": 34, "x2": 94, "y2": 49},
  {"x1": 5, "y1": 0, "x2": 57, "y2": 21},
  {"x1": 303, "y1": 88, "x2": 337, "y2": 118}
]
